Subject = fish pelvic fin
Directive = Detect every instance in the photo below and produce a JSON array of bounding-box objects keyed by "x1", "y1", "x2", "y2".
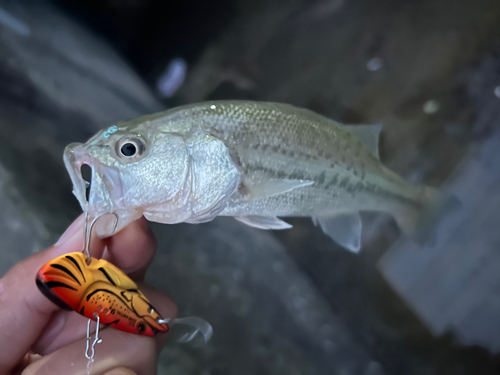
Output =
[{"x1": 235, "y1": 215, "x2": 292, "y2": 230}]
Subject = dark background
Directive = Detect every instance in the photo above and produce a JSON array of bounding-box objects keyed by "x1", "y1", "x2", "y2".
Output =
[{"x1": 0, "y1": 0, "x2": 500, "y2": 374}]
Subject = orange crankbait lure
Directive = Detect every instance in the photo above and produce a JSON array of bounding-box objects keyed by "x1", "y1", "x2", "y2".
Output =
[{"x1": 36, "y1": 252, "x2": 169, "y2": 336}]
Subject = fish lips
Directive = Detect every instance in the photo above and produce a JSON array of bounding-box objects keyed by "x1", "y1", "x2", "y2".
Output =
[{"x1": 63, "y1": 142, "x2": 125, "y2": 222}]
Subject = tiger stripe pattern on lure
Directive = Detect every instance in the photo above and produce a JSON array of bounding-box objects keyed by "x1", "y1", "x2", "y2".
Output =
[{"x1": 36, "y1": 252, "x2": 169, "y2": 336}]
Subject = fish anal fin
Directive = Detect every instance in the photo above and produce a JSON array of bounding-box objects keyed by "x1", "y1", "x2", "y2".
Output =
[
  {"x1": 313, "y1": 212, "x2": 362, "y2": 253},
  {"x1": 347, "y1": 124, "x2": 382, "y2": 159},
  {"x1": 245, "y1": 179, "x2": 314, "y2": 200},
  {"x1": 235, "y1": 215, "x2": 292, "y2": 230}
]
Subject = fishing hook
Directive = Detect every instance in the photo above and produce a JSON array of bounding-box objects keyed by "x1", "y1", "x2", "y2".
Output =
[
  {"x1": 82, "y1": 211, "x2": 119, "y2": 262},
  {"x1": 81, "y1": 210, "x2": 118, "y2": 363}
]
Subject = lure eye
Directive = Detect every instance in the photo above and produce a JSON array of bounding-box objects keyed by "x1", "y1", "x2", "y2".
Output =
[
  {"x1": 116, "y1": 136, "x2": 146, "y2": 160},
  {"x1": 137, "y1": 322, "x2": 146, "y2": 334}
]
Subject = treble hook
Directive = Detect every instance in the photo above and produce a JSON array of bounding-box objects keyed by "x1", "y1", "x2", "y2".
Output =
[{"x1": 85, "y1": 314, "x2": 103, "y2": 360}]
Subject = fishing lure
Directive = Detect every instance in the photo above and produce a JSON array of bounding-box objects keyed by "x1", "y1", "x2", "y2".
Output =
[
  {"x1": 36, "y1": 213, "x2": 211, "y2": 363},
  {"x1": 36, "y1": 252, "x2": 169, "y2": 337}
]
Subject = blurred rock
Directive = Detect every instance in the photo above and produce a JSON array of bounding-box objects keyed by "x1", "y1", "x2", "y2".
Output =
[
  {"x1": 0, "y1": 0, "x2": 163, "y2": 236},
  {"x1": 0, "y1": 163, "x2": 46, "y2": 276},
  {"x1": 150, "y1": 219, "x2": 377, "y2": 375},
  {"x1": 1, "y1": 0, "x2": 500, "y2": 374},
  {"x1": 380, "y1": 131, "x2": 500, "y2": 353}
]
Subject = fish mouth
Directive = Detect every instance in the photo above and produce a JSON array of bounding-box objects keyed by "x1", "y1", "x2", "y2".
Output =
[{"x1": 63, "y1": 142, "x2": 125, "y2": 217}]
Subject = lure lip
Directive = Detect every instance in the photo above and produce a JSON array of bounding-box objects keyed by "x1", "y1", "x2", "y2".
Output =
[{"x1": 143, "y1": 314, "x2": 170, "y2": 333}]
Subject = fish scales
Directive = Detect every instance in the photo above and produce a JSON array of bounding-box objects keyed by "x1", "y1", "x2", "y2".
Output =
[{"x1": 152, "y1": 101, "x2": 423, "y2": 217}]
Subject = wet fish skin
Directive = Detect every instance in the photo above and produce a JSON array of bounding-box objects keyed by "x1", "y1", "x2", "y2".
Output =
[{"x1": 64, "y1": 100, "x2": 439, "y2": 252}]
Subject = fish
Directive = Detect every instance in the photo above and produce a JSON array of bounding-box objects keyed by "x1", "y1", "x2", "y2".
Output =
[
  {"x1": 64, "y1": 100, "x2": 441, "y2": 252},
  {"x1": 36, "y1": 252, "x2": 169, "y2": 336}
]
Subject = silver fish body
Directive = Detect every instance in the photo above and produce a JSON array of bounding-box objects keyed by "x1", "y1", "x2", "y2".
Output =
[{"x1": 64, "y1": 101, "x2": 438, "y2": 252}]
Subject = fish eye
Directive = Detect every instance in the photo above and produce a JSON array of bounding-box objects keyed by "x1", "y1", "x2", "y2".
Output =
[
  {"x1": 116, "y1": 136, "x2": 146, "y2": 159},
  {"x1": 121, "y1": 142, "x2": 136, "y2": 156}
]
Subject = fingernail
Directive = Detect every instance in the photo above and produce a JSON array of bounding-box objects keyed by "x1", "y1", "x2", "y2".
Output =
[{"x1": 55, "y1": 215, "x2": 84, "y2": 246}]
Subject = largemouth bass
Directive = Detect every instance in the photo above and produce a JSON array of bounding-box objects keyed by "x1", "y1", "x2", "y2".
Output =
[{"x1": 64, "y1": 101, "x2": 440, "y2": 252}]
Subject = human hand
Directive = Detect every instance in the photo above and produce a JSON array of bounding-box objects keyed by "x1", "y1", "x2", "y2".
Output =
[{"x1": 0, "y1": 215, "x2": 177, "y2": 375}]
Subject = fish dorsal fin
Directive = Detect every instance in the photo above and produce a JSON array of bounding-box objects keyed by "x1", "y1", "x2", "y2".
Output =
[
  {"x1": 347, "y1": 124, "x2": 382, "y2": 159},
  {"x1": 246, "y1": 179, "x2": 314, "y2": 200},
  {"x1": 235, "y1": 215, "x2": 292, "y2": 230},
  {"x1": 313, "y1": 212, "x2": 362, "y2": 253}
]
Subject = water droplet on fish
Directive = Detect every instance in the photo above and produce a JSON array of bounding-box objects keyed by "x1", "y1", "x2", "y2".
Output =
[
  {"x1": 367, "y1": 57, "x2": 383, "y2": 71},
  {"x1": 423, "y1": 100, "x2": 440, "y2": 114},
  {"x1": 210, "y1": 104, "x2": 217, "y2": 110}
]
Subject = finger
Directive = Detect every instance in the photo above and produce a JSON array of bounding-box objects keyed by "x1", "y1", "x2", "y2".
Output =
[
  {"x1": 102, "y1": 218, "x2": 157, "y2": 281},
  {"x1": 102, "y1": 367, "x2": 137, "y2": 375},
  {"x1": 0, "y1": 215, "x2": 105, "y2": 374},
  {"x1": 31, "y1": 310, "x2": 89, "y2": 355},
  {"x1": 10, "y1": 353, "x2": 41, "y2": 375},
  {"x1": 23, "y1": 284, "x2": 176, "y2": 375},
  {"x1": 24, "y1": 330, "x2": 157, "y2": 375}
]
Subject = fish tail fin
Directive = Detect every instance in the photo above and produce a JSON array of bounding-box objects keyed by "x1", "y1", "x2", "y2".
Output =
[{"x1": 393, "y1": 185, "x2": 460, "y2": 238}]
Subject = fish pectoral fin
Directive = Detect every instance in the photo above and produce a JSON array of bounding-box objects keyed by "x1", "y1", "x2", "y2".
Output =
[
  {"x1": 313, "y1": 212, "x2": 362, "y2": 253},
  {"x1": 235, "y1": 215, "x2": 292, "y2": 230},
  {"x1": 346, "y1": 123, "x2": 382, "y2": 159},
  {"x1": 246, "y1": 179, "x2": 314, "y2": 200}
]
